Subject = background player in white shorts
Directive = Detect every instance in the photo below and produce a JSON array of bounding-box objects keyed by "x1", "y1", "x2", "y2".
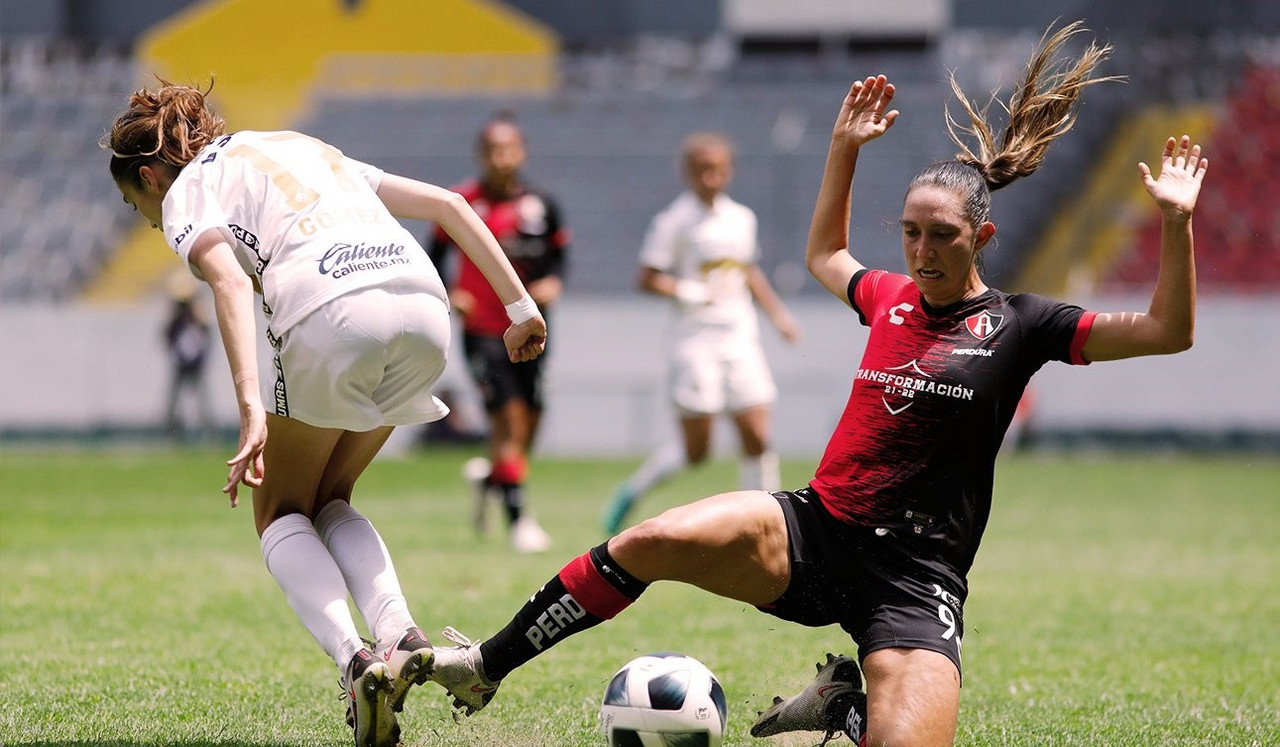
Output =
[
  {"x1": 603, "y1": 132, "x2": 801, "y2": 535},
  {"x1": 103, "y1": 79, "x2": 545, "y2": 747}
]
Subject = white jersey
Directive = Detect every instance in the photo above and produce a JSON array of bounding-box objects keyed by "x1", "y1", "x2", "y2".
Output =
[
  {"x1": 638, "y1": 191, "x2": 760, "y2": 340},
  {"x1": 162, "y1": 130, "x2": 448, "y2": 343}
]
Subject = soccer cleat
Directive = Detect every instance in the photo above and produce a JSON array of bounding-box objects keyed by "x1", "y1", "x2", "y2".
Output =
[
  {"x1": 340, "y1": 648, "x2": 399, "y2": 747},
  {"x1": 510, "y1": 515, "x2": 552, "y2": 553},
  {"x1": 750, "y1": 653, "x2": 863, "y2": 743},
  {"x1": 462, "y1": 456, "x2": 492, "y2": 536},
  {"x1": 377, "y1": 626, "x2": 435, "y2": 714},
  {"x1": 602, "y1": 485, "x2": 636, "y2": 536},
  {"x1": 429, "y1": 626, "x2": 501, "y2": 715}
]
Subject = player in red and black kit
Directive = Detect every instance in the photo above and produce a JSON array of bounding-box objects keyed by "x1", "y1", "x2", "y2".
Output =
[
  {"x1": 428, "y1": 114, "x2": 568, "y2": 553},
  {"x1": 423, "y1": 24, "x2": 1208, "y2": 747}
]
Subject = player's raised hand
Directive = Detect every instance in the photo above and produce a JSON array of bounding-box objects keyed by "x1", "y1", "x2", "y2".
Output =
[
  {"x1": 1139, "y1": 135, "x2": 1208, "y2": 219},
  {"x1": 833, "y1": 75, "x2": 899, "y2": 148}
]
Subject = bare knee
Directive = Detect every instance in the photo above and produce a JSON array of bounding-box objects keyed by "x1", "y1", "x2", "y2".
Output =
[
  {"x1": 862, "y1": 649, "x2": 960, "y2": 747},
  {"x1": 613, "y1": 510, "x2": 696, "y2": 561}
]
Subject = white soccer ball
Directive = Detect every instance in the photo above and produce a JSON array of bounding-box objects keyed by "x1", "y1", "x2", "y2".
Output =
[{"x1": 599, "y1": 652, "x2": 727, "y2": 747}]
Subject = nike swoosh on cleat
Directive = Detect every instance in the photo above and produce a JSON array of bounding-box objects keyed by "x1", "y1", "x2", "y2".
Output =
[{"x1": 817, "y1": 684, "x2": 843, "y2": 697}]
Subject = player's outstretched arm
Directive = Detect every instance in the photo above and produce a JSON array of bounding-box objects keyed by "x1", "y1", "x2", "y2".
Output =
[
  {"x1": 806, "y1": 76, "x2": 900, "y2": 305},
  {"x1": 377, "y1": 173, "x2": 546, "y2": 362},
  {"x1": 1083, "y1": 135, "x2": 1207, "y2": 362},
  {"x1": 188, "y1": 230, "x2": 265, "y2": 506}
]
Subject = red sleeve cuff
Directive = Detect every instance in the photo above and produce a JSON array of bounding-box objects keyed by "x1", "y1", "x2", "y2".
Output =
[{"x1": 1070, "y1": 311, "x2": 1097, "y2": 365}]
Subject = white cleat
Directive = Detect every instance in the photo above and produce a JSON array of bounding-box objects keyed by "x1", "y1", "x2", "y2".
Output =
[
  {"x1": 429, "y1": 626, "x2": 501, "y2": 715},
  {"x1": 377, "y1": 626, "x2": 435, "y2": 714},
  {"x1": 341, "y1": 648, "x2": 399, "y2": 747},
  {"x1": 510, "y1": 515, "x2": 552, "y2": 553}
]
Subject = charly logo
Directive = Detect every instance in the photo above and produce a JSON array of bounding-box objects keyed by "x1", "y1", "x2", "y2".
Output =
[
  {"x1": 964, "y1": 310, "x2": 1003, "y2": 340},
  {"x1": 316, "y1": 242, "x2": 410, "y2": 279}
]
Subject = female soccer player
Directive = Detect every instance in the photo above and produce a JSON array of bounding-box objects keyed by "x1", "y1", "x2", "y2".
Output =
[
  {"x1": 428, "y1": 113, "x2": 568, "y2": 553},
  {"x1": 102, "y1": 80, "x2": 546, "y2": 747},
  {"x1": 602, "y1": 132, "x2": 802, "y2": 536},
  {"x1": 425, "y1": 22, "x2": 1206, "y2": 747}
]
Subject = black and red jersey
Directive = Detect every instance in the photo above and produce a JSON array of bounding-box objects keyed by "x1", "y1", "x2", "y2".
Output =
[
  {"x1": 810, "y1": 269, "x2": 1096, "y2": 573},
  {"x1": 428, "y1": 180, "x2": 569, "y2": 337}
]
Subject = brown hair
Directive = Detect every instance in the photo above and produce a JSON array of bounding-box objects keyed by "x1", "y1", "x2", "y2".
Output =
[
  {"x1": 101, "y1": 78, "x2": 226, "y2": 188},
  {"x1": 910, "y1": 21, "x2": 1119, "y2": 229}
]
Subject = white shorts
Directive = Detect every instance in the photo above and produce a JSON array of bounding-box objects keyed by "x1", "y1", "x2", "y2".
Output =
[
  {"x1": 669, "y1": 328, "x2": 776, "y2": 416},
  {"x1": 271, "y1": 287, "x2": 451, "y2": 430}
]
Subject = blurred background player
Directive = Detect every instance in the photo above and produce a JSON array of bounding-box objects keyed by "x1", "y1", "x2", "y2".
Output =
[
  {"x1": 428, "y1": 112, "x2": 569, "y2": 553},
  {"x1": 603, "y1": 132, "x2": 801, "y2": 535},
  {"x1": 160, "y1": 271, "x2": 215, "y2": 443}
]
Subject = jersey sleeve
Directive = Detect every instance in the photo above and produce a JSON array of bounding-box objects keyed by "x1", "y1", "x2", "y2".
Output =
[
  {"x1": 637, "y1": 205, "x2": 679, "y2": 271},
  {"x1": 849, "y1": 269, "x2": 915, "y2": 326},
  {"x1": 1011, "y1": 293, "x2": 1096, "y2": 365},
  {"x1": 344, "y1": 156, "x2": 386, "y2": 192},
  {"x1": 163, "y1": 165, "x2": 232, "y2": 272}
]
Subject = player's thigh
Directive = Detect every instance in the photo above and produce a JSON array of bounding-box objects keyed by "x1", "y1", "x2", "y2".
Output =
[
  {"x1": 861, "y1": 647, "x2": 960, "y2": 747},
  {"x1": 610, "y1": 489, "x2": 789, "y2": 605},
  {"x1": 252, "y1": 413, "x2": 344, "y2": 533},
  {"x1": 314, "y1": 426, "x2": 396, "y2": 509}
]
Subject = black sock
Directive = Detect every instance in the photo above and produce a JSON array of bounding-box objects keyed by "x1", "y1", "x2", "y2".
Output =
[
  {"x1": 828, "y1": 690, "x2": 868, "y2": 744},
  {"x1": 494, "y1": 481, "x2": 525, "y2": 523},
  {"x1": 479, "y1": 542, "x2": 648, "y2": 681}
]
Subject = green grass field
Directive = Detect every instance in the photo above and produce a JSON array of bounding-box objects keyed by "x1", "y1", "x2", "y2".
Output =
[{"x1": 2, "y1": 447, "x2": 1277, "y2": 746}]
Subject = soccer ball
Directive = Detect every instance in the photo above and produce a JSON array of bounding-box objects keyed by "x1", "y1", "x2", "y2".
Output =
[{"x1": 599, "y1": 652, "x2": 727, "y2": 747}]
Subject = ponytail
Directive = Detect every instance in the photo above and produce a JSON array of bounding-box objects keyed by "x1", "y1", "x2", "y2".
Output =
[
  {"x1": 102, "y1": 77, "x2": 226, "y2": 187},
  {"x1": 909, "y1": 21, "x2": 1119, "y2": 232}
]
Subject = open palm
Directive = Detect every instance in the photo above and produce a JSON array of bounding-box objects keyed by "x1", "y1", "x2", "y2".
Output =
[
  {"x1": 1140, "y1": 135, "x2": 1208, "y2": 218},
  {"x1": 833, "y1": 75, "x2": 900, "y2": 147}
]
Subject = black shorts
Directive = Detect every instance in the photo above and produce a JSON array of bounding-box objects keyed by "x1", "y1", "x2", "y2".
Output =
[
  {"x1": 463, "y1": 332, "x2": 545, "y2": 412},
  {"x1": 757, "y1": 487, "x2": 967, "y2": 676}
]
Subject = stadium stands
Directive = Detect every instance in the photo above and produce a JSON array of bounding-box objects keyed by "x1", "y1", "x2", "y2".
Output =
[
  {"x1": 3, "y1": 28, "x2": 1275, "y2": 302},
  {"x1": 0, "y1": 38, "x2": 139, "y2": 301},
  {"x1": 299, "y1": 47, "x2": 953, "y2": 296}
]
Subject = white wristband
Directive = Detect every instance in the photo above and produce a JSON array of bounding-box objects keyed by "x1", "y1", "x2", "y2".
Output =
[{"x1": 505, "y1": 294, "x2": 540, "y2": 325}]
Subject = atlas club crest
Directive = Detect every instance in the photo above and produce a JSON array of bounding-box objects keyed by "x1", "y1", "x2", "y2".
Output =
[{"x1": 964, "y1": 310, "x2": 1003, "y2": 340}]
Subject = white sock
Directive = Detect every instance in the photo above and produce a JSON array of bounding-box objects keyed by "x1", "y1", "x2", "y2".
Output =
[
  {"x1": 260, "y1": 513, "x2": 364, "y2": 671},
  {"x1": 740, "y1": 451, "x2": 780, "y2": 492},
  {"x1": 624, "y1": 441, "x2": 688, "y2": 498},
  {"x1": 314, "y1": 501, "x2": 415, "y2": 647}
]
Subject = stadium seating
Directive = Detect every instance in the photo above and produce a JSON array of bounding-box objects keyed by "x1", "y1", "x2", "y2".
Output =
[
  {"x1": 299, "y1": 50, "x2": 953, "y2": 295},
  {"x1": 5, "y1": 30, "x2": 1273, "y2": 302},
  {"x1": 0, "y1": 39, "x2": 139, "y2": 301}
]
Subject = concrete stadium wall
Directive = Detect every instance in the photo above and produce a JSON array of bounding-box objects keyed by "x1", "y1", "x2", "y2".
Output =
[{"x1": 2, "y1": 296, "x2": 1276, "y2": 455}]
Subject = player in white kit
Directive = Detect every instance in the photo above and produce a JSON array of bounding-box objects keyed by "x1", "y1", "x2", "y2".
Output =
[
  {"x1": 603, "y1": 133, "x2": 801, "y2": 535},
  {"x1": 103, "y1": 80, "x2": 546, "y2": 747}
]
